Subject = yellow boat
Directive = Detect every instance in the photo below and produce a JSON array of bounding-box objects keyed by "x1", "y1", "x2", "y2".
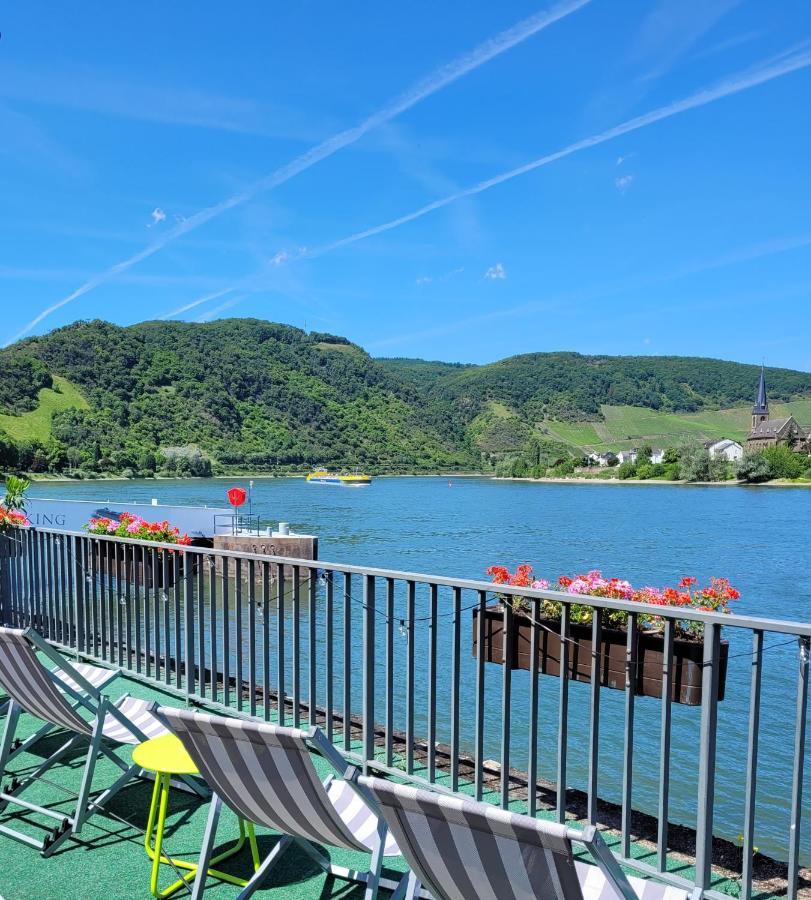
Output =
[{"x1": 306, "y1": 468, "x2": 372, "y2": 485}]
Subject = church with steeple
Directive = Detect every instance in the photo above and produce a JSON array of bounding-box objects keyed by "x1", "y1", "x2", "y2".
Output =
[{"x1": 746, "y1": 367, "x2": 810, "y2": 451}]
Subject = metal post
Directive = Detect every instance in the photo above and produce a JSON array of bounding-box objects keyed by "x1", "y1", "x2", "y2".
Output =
[
  {"x1": 362, "y1": 574, "x2": 375, "y2": 773},
  {"x1": 695, "y1": 623, "x2": 721, "y2": 894},
  {"x1": 787, "y1": 636, "x2": 809, "y2": 900}
]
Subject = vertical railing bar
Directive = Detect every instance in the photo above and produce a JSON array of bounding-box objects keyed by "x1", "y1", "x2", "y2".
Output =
[
  {"x1": 248, "y1": 560, "x2": 256, "y2": 718},
  {"x1": 41, "y1": 533, "x2": 50, "y2": 639},
  {"x1": 695, "y1": 623, "x2": 721, "y2": 894},
  {"x1": 362, "y1": 574, "x2": 376, "y2": 774},
  {"x1": 527, "y1": 596, "x2": 540, "y2": 816},
  {"x1": 342, "y1": 572, "x2": 351, "y2": 751},
  {"x1": 308, "y1": 569, "x2": 317, "y2": 727},
  {"x1": 162, "y1": 551, "x2": 171, "y2": 685},
  {"x1": 58, "y1": 534, "x2": 67, "y2": 641},
  {"x1": 235, "y1": 559, "x2": 243, "y2": 712},
  {"x1": 182, "y1": 548, "x2": 194, "y2": 697},
  {"x1": 787, "y1": 636, "x2": 810, "y2": 900},
  {"x1": 262, "y1": 561, "x2": 270, "y2": 721},
  {"x1": 500, "y1": 598, "x2": 513, "y2": 810},
  {"x1": 587, "y1": 608, "x2": 602, "y2": 824},
  {"x1": 621, "y1": 613, "x2": 637, "y2": 857},
  {"x1": 133, "y1": 544, "x2": 142, "y2": 674},
  {"x1": 406, "y1": 581, "x2": 416, "y2": 776},
  {"x1": 209, "y1": 555, "x2": 218, "y2": 703},
  {"x1": 115, "y1": 544, "x2": 123, "y2": 666},
  {"x1": 196, "y1": 554, "x2": 205, "y2": 699},
  {"x1": 33, "y1": 532, "x2": 43, "y2": 634},
  {"x1": 385, "y1": 578, "x2": 395, "y2": 768},
  {"x1": 66, "y1": 534, "x2": 75, "y2": 649},
  {"x1": 325, "y1": 571, "x2": 334, "y2": 741},
  {"x1": 450, "y1": 586, "x2": 462, "y2": 793},
  {"x1": 557, "y1": 604, "x2": 571, "y2": 823},
  {"x1": 474, "y1": 588, "x2": 486, "y2": 800},
  {"x1": 657, "y1": 618, "x2": 674, "y2": 872},
  {"x1": 292, "y1": 565, "x2": 301, "y2": 728},
  {"x1": 222, "y1": 556, "x2": 231, "y2": 707},
  {"x1": 741, "y1": 629, "x2": 763, "y2": 900},
  {"x1": 152, "y1": 548, "x2": 161, "y2": 682},
  {"x1": 143, "y1": 543, "x2": 151, "y2": 680},
  {"x1": 72, "y1": 536, "x2": 85, "y2": 655},
  {"x1": 277, "y1": 565, "x2": 286, "y2": 726},
  {"x1": 427, "y1": 584, "x2": 438, "y2": 784},
  {"x1": 124, "y1": 544, "x2": 133, "y2": 669},
  {"x1": 173, "y1": 552, "x2": 181, "y2": 690}
]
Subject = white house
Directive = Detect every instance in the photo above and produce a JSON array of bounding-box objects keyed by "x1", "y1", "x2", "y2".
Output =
[
  {"x1": 617, "y1": 450, "x2": 637, "y2": 465},
  {"x1": 650, "y1": 447, "x2": 665, "y2": 464},
  {"x1": 589, "y1": 452, "x2": 618, "y2": 467},
  {"x1": 705, "y1": 438, "x2": 744, "y2": 462}
]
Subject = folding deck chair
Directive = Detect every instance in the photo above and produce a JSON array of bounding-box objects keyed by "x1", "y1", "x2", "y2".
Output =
[
  {"x1": 358, "y1": 775, "x2": 689, "y2": 900},
  {"x1": 5, "y1": 650, "x2": 121, "y2": 763},
  {"x1": 0, "y1": 626, "x2": 179, "y2": 856},
  {"x1": 157, "y1": 707, "x2": 408, "y2": 900}
]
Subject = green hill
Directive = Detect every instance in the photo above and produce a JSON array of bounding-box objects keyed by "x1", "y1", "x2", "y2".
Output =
[{"x1": 1, "y1": 320, "x2": 810, "y2": 477}]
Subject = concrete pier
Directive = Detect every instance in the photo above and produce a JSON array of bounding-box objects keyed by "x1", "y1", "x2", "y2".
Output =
[{"x1": 213, "y1": 531, "x2": 318, "y2": 579}]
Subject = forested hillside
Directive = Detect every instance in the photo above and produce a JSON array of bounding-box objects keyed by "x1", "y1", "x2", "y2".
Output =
[
  {"x1": 0, "y1": 320, "x2": 472, "y2": 475},
  {"x1": 1, "y1": 319, "x2": 810, "y2": 478}
]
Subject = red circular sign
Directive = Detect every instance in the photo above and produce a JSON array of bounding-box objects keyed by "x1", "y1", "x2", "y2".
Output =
[{"x1": 227, "y1": 487, "x2": 247, "y2": 508}]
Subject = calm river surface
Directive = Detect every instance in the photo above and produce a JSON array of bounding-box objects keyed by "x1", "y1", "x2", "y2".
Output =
[{"x1": 29, "y1": 476, "x2": 811, "y2": 863}]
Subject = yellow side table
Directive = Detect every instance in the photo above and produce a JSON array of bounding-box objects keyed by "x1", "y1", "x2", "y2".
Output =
[{"x1": 133, "y1": 734, "x2": 260, "y2": 899}]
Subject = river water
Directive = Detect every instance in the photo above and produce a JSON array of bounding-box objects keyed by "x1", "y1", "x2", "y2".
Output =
[{"x1": 27, "y1": 476, "x2": 811, "y2": 863}]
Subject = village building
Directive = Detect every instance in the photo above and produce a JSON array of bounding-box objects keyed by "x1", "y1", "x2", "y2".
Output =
[
  {"x1": 650, "y1": 447, "x2": 665, "y2": 464},
  {"x1": 745, "y1": 367, "x2": 810, "y2": 452},
  {"x1": 705, "y1": 438, "x2": 744, "y2": 461},
  {"x1": 617, "y1": 449, "x2": 637, "y2": 465}
]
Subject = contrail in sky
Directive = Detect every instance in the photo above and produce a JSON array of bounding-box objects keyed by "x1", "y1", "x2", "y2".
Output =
[
  {"x1": 304, "y1": 46, "x2": 811, "y2": 260},
  {"x1": 7, "y1": 0, "x2": 592, "y2": 345},
  {"x1": 158, "y1": 288, "x2": 235, "y2": 320}
]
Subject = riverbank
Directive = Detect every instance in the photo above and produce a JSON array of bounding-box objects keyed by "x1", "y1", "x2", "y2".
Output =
[
  {"x1": 499, "y1": 474, "x2": 811, "y2": 487},
  {"x1": 14, "y1": 471, "x2": 811, "y2": 488}
]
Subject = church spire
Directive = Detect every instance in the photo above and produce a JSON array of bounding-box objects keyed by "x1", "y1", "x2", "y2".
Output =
[{"x1": 752, "y1": 365, "x2": 769, "y2": 429}]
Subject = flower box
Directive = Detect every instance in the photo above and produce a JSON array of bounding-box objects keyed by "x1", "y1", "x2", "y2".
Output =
[
  {"x1": 90, "y1": 543, "x2": 194, "y2": 590},
  {"x1": 472, "y1": 605, "x2": 727, "y2": 706},
  {"x1": 637, "y1": 630, "x2": 728, "y2": 705}
]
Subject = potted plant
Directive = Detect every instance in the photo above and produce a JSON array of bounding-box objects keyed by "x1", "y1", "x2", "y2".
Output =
[
  {"x1": 472, "y1": 566, "x2": 734, "y2": 705},
  {"x1": 85, "y1": 512, "x2": 193, "y2": 589}
]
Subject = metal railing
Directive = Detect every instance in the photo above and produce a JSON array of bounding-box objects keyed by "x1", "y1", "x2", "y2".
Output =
[{"x1": 0, "y1": 527, "x2": 808, "y2": 900}]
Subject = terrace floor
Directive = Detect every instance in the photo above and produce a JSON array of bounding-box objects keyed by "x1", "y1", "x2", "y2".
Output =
[{"x1": 0, "y1": 672, "x2": 760, "y2": 900}]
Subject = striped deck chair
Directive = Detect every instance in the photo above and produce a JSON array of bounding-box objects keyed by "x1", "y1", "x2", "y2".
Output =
[
  {"x1": 6, "y1": 652, "x2": 121, "y2": 763},
  {"x1": 156, "y1": 707, "x2": 408, "y2": 900},
  {"x1": 358, "y1": 776, "x2": 689, "y2": 900},
  {"x1": 0, "y1": 626, "x2": 175, "y2": 856}
]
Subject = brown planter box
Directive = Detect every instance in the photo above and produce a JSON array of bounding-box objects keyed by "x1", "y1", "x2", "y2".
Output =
[
  {"x1": 472, "y1": 605, "x2": 727, "y2": 706},
  {"x1": 638, "y1": 631, "x2": 728, "y2": 705},
  {"x1": 90, "y1": 544, "x2": 194, "y2": 590}
]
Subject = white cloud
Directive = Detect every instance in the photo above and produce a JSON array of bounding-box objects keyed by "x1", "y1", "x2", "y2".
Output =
[
  {"x1": 301, "y1": 47, "x2": 811, "y2": 267},
  {"x1": 484, "y1": 263, "x2": 507, "y2": 281},
  {"x1": 615, "y1": 174, "x2": 634, "y2": 192},
  {"x1": 616, "y1": 153, "x2": 635, "y2": 166},
  {"x1": 147, "y1": 207, "x2": 166, "y2": 227},
  {"x1": 6, "y1": 0, "x2": 591, "y2": 343},
  {"x1": 270, "y1": 250, "x2": 290, "y2": 267},
  {"x1": 158, "y1": 288, "x2": 235, "y2": 320},
  {"x1": 416, "y1": 276, "x2": 433, "y2": 286}
]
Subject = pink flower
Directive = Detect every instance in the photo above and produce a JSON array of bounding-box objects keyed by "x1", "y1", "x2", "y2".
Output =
[
  {"x1": 531, "y1": 579, "x2": 550, "y2": 590},
  {"x1": 126, "y1": 521, "x2": 141, "y2": 534},
  {"x1": 107, "y1": 521, "x2": 120, "y2": 533}
]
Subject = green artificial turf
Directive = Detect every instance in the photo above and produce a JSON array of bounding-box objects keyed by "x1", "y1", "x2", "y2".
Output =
[{"x1": 0, "y1": 671, "x2": 758, "y2": 900}]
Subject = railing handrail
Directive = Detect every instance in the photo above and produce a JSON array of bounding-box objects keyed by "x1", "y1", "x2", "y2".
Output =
[{"x1": 26, "y1": 525, "x2": 811, "y2": 637}]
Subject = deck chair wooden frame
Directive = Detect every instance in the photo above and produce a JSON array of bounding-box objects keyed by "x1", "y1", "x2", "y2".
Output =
[
  {"x1": 155, "y1": 707, "x2": 408, "y2": 900},
  {"x1": 0, "y1": 627, "x2": 191, "y2": 856}
]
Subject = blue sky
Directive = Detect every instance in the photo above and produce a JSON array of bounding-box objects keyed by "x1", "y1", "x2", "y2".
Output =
[{"x1": 1, "y1": 1, "x2": 810, "y2": 368}]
